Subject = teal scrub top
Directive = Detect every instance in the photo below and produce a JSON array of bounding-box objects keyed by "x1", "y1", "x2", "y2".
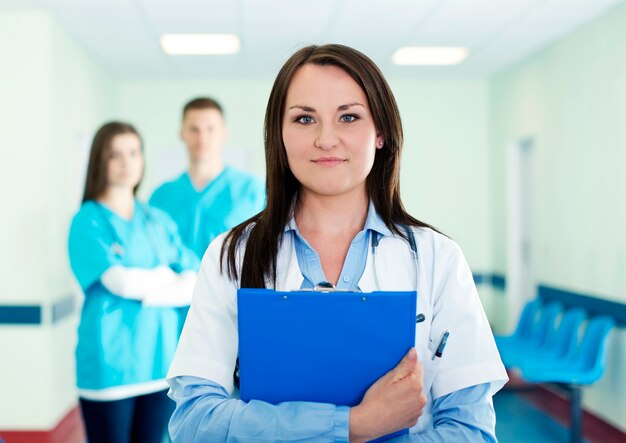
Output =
[
  {"x1": 149, "y1": 166, "x2": 266, "y2": 259},
  {"x1": 68, "y1": 200, "x2": 199, "y2": 392}
]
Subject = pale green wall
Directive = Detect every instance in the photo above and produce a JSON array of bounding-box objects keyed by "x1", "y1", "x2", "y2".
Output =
[
  {"x1": 489, "y1": 1, "x2": 626, "y2": 431},
  {"x1": 0, "y1": 9, "x2": 115, "y2": 429},
  {"x1": 490, "y1": 4, "x2": 626, "y2": 299},
  {"x1": 0, "y1": 10, "x2": 51, "y2": 306},
  {"x1": 392, "y1": 79, "x2": 491, "y2": 271}
]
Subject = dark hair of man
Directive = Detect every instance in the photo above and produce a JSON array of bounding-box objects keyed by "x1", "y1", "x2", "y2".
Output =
[
  {"x1": 82, "y1": 121, "x2": 143, "y2": 202},
  {"x1": 221, "y1": 44, "x2": 437, "y2": 288},
  {"x1": 182, "y1": 97, "x2": 224, "y2": 121}
]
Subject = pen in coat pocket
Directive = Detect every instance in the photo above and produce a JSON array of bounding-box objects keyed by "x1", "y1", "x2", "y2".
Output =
[{"x1": 432, "y1": 330, "x2": 450, "y2": 360}]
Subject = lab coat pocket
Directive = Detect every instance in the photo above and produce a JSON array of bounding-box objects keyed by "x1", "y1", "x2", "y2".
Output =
[{"x1": 421, "y1": 337, "x2": 442, "y2": 398}]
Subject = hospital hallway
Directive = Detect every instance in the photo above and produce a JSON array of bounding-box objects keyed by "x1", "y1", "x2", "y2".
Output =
[{"x1": 2, "y1": 0, "x2": 626, "y2": 441}]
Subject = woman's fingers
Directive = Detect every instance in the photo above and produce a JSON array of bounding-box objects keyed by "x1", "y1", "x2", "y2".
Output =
[{"x1": 389, "y1": 348, "x2": 418, "y2": 382}]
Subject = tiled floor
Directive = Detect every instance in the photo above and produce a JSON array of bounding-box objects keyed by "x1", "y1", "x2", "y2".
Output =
[
  {"x1": 495, "y1": 386, "x2": 626, "y2": 443},
  {"x1": 494, "y1": 388, "x2": 586, "y2": 443}
]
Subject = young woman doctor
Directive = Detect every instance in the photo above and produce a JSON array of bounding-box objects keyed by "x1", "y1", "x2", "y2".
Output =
[
  {"x1": 167, "y1": 44, "x2": 508, "y2": 442},
  {"x1": 68, "y1": 122, "x2": 199, "y2": 443}
]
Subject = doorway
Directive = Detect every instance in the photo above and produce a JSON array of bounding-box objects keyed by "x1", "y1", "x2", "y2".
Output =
[{"x1": 506, "y1": 137, "x2": 535, "y2": 330}]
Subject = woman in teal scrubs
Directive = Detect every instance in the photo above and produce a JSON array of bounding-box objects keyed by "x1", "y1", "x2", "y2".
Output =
[{"x1": 68, "y1": 122, "x2": 199, "y2": 443}]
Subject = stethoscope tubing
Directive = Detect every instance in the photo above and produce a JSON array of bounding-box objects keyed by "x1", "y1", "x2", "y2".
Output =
[
  {"x1": 96, "y1": 202, "x2": 173, "y2": 265},
  {"x1": 371, "y1": 226, "x2": 419, "y2": 291}
]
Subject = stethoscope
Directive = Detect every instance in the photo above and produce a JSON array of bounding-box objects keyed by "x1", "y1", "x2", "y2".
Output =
[
  {"x1": 96, "y1": 202, "x2": 172, "y2": 266},
  {"x1": 371, "y1": 226, "x2": 420, "y2": 292},
  {"x1": 290, "y1": 225, "x2": 420, "y2": 293},
  {"x1": 372, "y1": 227, "x2": 426, "y2": 324}
]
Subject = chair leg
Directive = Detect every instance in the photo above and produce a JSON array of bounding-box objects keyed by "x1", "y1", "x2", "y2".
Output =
[{"x1": 569, "y1": 385, "x2": 582, "y2": 443}]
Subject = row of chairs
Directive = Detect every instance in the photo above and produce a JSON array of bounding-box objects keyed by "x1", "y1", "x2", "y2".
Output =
[{"x1": 495, "y1": 299, "x2": 615, "y2": 443}]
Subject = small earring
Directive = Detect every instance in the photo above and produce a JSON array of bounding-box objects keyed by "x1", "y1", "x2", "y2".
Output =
[{"x1": 377, "y1": 141, "x2": 384, "y2": 147}]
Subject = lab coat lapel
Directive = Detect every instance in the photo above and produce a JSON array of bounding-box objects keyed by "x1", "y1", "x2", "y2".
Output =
[
  {"x1": 358, "y1": 240, "x2": 377, "y2": 292},
  {"x1": 359, "y1": 236, "x2": 415, "y2": 292}
]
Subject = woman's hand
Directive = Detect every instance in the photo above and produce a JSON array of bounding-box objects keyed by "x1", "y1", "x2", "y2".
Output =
[{"x1": 349, "y1": 348, "x2": 426, "y2": 443}]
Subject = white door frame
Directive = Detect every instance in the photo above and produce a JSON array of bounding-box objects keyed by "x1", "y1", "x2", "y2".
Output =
[{"x1": 506, "y1": 137, "x2": 535, "y2": 331}]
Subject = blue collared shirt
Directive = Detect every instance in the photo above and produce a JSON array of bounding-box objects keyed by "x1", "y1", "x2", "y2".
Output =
[
  {"x1": 168, "y1": 204, "x2": 498, "y2": 442},
  {"x1": 287, "y1": 201, "x2": 391, "y2": 290}
]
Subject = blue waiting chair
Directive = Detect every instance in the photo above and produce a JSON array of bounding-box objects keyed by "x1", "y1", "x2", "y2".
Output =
[
  {"x1": 519, "y1": 315, "x2": 615, "y2": 443},
  {"x1": 505, "y1": 307, "x2": 586, "y2": 369},
  {"x1": 494, "y1": 299, "x2": 541, "y2": 349},
  {"x1": 520, "y1": 315, "x2": 614, "y2": 384},
  {"x1": 497, "y1": 301, "x2": 562, "y2": 368}
]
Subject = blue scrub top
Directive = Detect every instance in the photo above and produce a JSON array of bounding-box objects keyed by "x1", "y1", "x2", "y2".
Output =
[
  {"x1": 149, "y1": 166, "x2": 266, "y2": 259},
  {"x1": 68, "y1": 200, "x2": 199, "y2": 392}
]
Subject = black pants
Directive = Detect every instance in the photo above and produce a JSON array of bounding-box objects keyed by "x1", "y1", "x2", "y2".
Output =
[{"x1": 80, "y1": 389, "x2": 174, "y2": 443}]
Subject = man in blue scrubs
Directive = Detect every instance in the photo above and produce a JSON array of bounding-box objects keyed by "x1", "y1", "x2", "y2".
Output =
[{"x1": 150, "y1": 97, "x2": 265, "y2": 260}]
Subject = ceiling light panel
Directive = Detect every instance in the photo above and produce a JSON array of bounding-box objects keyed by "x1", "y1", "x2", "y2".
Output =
[
  {"x1": 160, "y1": 33, "x2": 240, "y2": 55},
  {"x1": 392, "y1": 47, "x2": 469, "y2": 65}
]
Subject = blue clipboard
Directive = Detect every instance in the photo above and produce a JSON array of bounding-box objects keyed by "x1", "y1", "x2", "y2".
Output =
[{"x1": 237, "y1": 287, "x2": 416, "y2": 411}]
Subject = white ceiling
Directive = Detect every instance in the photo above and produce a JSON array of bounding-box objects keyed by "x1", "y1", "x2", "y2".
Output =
[{"x1": 3, "y1": 0, "x2": 624, "y2": 78}]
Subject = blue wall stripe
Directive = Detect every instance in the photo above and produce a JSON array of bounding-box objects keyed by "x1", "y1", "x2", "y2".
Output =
[
  {"x1": 491, "y1": 274, "x2": 506, "y2": 290},
  {"x1": 0, "y1": 295, "x2": 76, "y2": 325},
  {"x1": 0, "y1": 306, "x2": 42, "y2": 325},
  {"x1": 473, "y1": 273, "x2": 507, "y2": 290},
  {"x1": 0, "y1": 274, "x2": 504, "y2": 324},
  {"x1": 52, "y1": 296, "x2": 77, "y2": 324},
  {"x1": 4, "y1": 282, "x2": 623, "y2": 327},
  {"x1": 473, "y1": 273, "x2": 487, "y2": 285},
  {"x1": 473, "y1": 277, "x2": 625, "y2": 326},
  {"x1": 538, "y1": 285, "x2": 626, "y2": 327}
]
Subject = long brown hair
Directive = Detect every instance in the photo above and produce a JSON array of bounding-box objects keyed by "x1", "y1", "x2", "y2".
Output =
[
  {"x1": 82, "y1": 121, "x2": 143, "y2": 202},
  {"x1": 222, "y1": 44, "x2": 436, "y2": 288}
]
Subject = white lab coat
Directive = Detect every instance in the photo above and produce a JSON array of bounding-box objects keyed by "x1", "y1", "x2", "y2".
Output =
[{"x1": 168, "y1": 226, "x2": 508, "y2": 434}]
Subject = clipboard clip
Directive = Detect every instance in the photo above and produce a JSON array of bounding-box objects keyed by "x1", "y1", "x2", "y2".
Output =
[
  {"x1": 315, "y1": 281, "x2": 336, "y2": 291},
  {"x1": 290, "y1": 281, "x2": 362, "y2": 293}
]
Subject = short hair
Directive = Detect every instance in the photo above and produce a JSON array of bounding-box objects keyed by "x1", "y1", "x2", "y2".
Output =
[{"x1": 182, "y1": 97, "x2": 224, "y2": 120}]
